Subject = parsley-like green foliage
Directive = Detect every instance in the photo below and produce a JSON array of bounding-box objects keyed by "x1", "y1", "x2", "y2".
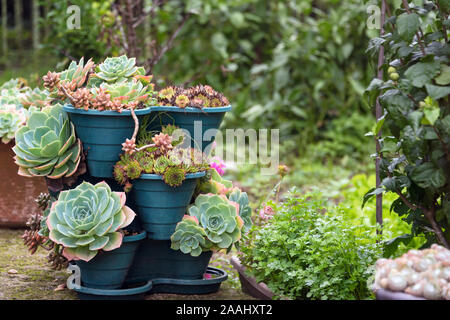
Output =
[{"x1": 239, "y1": 193, "x2": 382, "y2": 300}]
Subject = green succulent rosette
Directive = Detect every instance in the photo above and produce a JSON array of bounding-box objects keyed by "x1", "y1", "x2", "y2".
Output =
[
  {"x1": 228, "y1": 187, "x2": 252, "y2": 233},
  {"x1": 188, "y1": 194, "x2": 243, "y2": 250},
  {"x1": 170, "y1": 215, "x2": 210, "y2": 257},
  {"x1": 0, "y1": 105, "x2": 26, "y2": 144},
  {"x1": 13, "y1": 104, "x2": 82, "y2": 179},
  {"x1": 46, "y1": 181, "x2": 136, "y2": 262},
  {"x1": 98, "y1": 79, "x2": 150, "y2": 104},
  {"x1": 94, "y1": 55, "x2": 145, "y2": 83}
]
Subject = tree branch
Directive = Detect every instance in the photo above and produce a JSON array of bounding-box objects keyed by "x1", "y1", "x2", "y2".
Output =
[{"x1": 146, "y1": 13, "x2": 191, "y2": 71}]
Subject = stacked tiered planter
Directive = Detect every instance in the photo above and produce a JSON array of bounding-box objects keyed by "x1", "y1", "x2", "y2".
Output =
[
  {"x1": 12, "y1": 56, "x2": 235, "y2": 300},
  {"x1": 63, "y1": 104, "x2": 231, "y2": 299}
]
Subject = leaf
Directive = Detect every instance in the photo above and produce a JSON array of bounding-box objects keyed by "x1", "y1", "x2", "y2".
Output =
[
  {"x1": 422, "y1": 108, "x2": 440, "y2": 126},
  {"x1": 425, "y1": 84, "x2": 450, "y2": 100},
  {"x1": 396, "y1": 13, "x2": 420, "y2": 40},
  {"x1": 440, "y1": 115, "x2": 450, "y2": 134},
  {"x1": 383, "y1": 234, "x2": 414, "y2": 258},
  {"x1": 404, "y1": 61, "x2": 441, "y2": 88},
  {"x1": 410, "y1": 162, "x2": 444, "y2": 188},
  {"x1": 362, "y1": 188, "x2": 384, "y2": 209},
  {"x1": 435, "y1": 64, "x2": 450, "y2": 85}
]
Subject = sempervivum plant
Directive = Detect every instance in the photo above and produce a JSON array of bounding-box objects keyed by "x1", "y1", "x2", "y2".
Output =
[
  {"x1": 157, "y1": 84, "x2": 229, "y2": 108},
  {"x1": 46, "y1": 181, "x2": 136, "y2": 262},
  {"x1": 0, "y1": 105, "x2": 26, "y2": 143},
  {"x1": 374, "y1": 245, "x2": 450, "y2": 300},
  {"x1": 188, "y1": 194, "x2": 243, "y2": 251},
  {"x1": 13, "y1": 104, "x2": 82, "y2": 179},
  {"x1": 170, "y1": 215, "x2": 210, "y2": 256},
  {"x1": 114, "y1": 125, "x2": 210, "y2": 190}
]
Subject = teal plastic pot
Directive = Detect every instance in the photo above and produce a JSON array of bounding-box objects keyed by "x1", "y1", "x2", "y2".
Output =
[
  {"x1": 130, "y1": 171, "x2": 205, "y2": 240},
  {"x1": 63, "y1": 105, "x2": 153, "y2": 178},
  {"x1": 75, "y1": 231, "x2": 146, "y2": 290},
  {"x1": 147, "y1": 106, "x2": 231, "y2": 153},
  {"x1": 125, "y1": 239, "x2": 213, "y2": 285}
]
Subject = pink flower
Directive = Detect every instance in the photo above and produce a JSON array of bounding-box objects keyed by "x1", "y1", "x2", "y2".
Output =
[
  {"x1": 203, "y1": 273, "x2": 212, "y2": 279},
  {"x1": 259, "y1": 205, "x2": 275, "y2": 221},
  {"x1": 210, "y1": 156, "x2": 226, "y2": 176}
]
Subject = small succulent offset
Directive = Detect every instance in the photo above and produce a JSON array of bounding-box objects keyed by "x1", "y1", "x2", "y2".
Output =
[
  {"x1": 157, "y1": 84, "x2": 230, "y2": 108},
  {"x1": 170, "y1": 215, "x2": 210, "y2": 257},
  {"x1": 46, "y1": 181, "x2": 136, "y2": 262},
  {"x1": 188, "y1": 194, "x2": 243, "y2": 251},
  {"x1": 13, "y1": 104, "x2": 82, "y2": 179}
]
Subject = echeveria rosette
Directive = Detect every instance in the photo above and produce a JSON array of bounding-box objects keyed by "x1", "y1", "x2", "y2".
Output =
[
  {"x1": 94, "y1": 55, "x2": 145, "y2": 83},
  {"x1": 0, "y1": 105, "x2": 26, "y2": 143},
  {"x1": 13, "y1": 104, "x2": 82, "y2": 179},
  {"x1": 188, "y1": 194, "x2": 243, "y2": 251},
  {"x1": 170, "y1": 215, "x2": 211, "y2": 257},
  {"x1": 228, "y1": 188, "x2": 252, "y2": 233},
  {"x1": 46, "y1": 181, "x2": 136, "y2": 262}
]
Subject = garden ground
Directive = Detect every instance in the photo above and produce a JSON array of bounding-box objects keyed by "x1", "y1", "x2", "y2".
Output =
[{"x1": 0, "y1": 229, "x2": 253, "y2": 300}]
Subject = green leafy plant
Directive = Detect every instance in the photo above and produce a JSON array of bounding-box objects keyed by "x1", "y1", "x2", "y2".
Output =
[
  {"x1": 13, "y1": 104, "x2": 82, "y2": 179},
  {"x1": 239, "y1": 192, "x2": 382, "y2": 300},
  {"x1": 46, "y1": 181, "x2": 136, "y2": 262},
  {"x1": 364, "y1": 1, "x2": 450, "y2": 249}
]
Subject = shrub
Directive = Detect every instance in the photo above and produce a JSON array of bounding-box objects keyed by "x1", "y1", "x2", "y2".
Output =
[
  {"x1": 239, "y1": 192, "x2": 382, "y2": 300},
  {"x1": 364, "y1": 0, "x2": 450, "y2": 249}
]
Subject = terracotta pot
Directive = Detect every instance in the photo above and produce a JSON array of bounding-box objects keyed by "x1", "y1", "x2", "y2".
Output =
[
  {"x1": 230, "y1": 256, "x2": 274, "y2": 300},
  {"x1": 0, "y1": 141, "x2": 47, "y2": 227}
]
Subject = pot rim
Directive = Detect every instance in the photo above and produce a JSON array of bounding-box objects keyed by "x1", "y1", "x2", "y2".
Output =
[
  {"x1": 63, "y1": 104, "x2": 153, "y2": 116},
  {"x1": 63, "y1": 104, "x2": 232, "y2": 115},
  {"x1": 123, "y1": 230, "x2": 147, "y2": 243},
  {"x1": 138, "y1": 171, "x2": 206, "y2": 180}
]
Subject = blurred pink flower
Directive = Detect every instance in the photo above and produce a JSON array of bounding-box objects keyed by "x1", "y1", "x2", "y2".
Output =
[
  {"x1": 203, "y1": 273, "x2": 212, "y2": 279},
  {"x1": 210, "y1": 156, "x2": 226, "y2": 176},
  {"x1": 258, "y1": 205, "x2": 275, "y2": 221}
]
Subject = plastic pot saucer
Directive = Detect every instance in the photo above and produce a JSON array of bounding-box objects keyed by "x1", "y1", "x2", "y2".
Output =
[{"x1": 73, "y1": 280, "x2": 153, "y2": 300}]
